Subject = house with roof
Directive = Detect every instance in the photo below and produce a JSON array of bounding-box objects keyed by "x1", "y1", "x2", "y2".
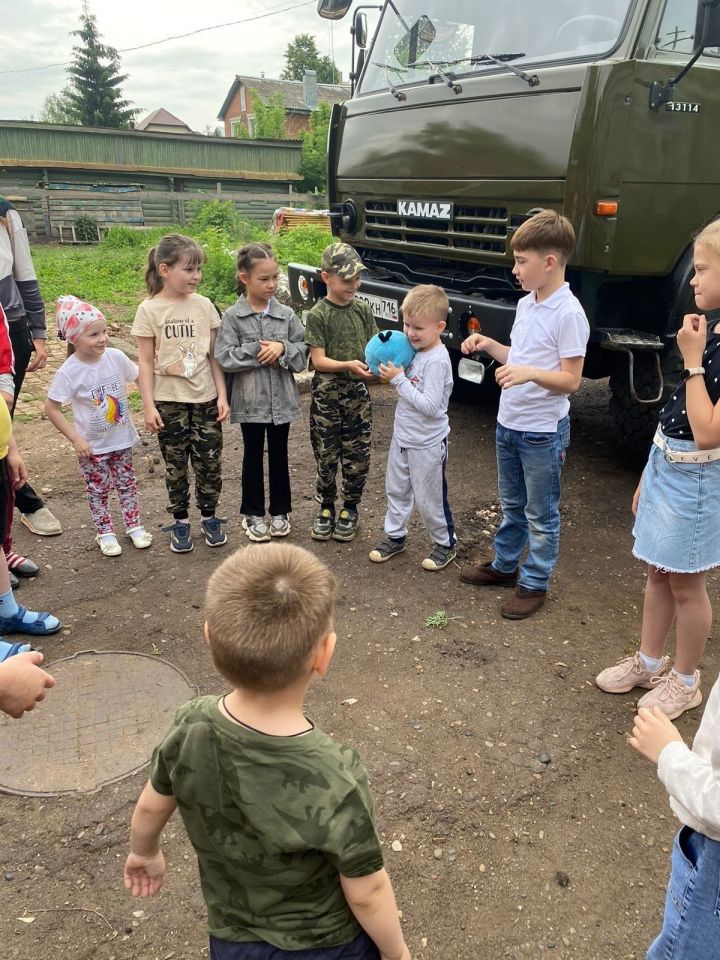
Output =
[
  {"x1": 218, "y1": 71, "x2": 351, "y2": 138},
  {"x1": 136, "y1": 108, "x2": 194, "y2": 135}
]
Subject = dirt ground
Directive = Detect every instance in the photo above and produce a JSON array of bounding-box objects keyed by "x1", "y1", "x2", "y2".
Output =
[{"x1": 1, "y1": 330, "x2": 717, "y2": 960}]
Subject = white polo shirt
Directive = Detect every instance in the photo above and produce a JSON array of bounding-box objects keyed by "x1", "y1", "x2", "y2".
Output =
[{"x1": 497, "y1": 282, "x2": 589, "y2": 432}]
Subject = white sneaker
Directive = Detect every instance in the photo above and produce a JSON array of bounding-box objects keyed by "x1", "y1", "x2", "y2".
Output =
[
  {"x1": 242, "y1": 516, "x2": 271, "y2": 543},
  {"x1": 270, "y1": 515, "x2": 291, "y2": 537}
]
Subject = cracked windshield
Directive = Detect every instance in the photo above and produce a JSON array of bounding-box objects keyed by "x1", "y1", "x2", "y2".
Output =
[{"x1": 360, "y1": 0, "x2": 634, "y2": 94}]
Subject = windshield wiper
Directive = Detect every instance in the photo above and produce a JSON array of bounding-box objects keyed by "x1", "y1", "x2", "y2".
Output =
[
  {"x1": 373, "y1": 62, "x2": 408, "y2": 101},
  {"x1": 409, "y1": 52, "x2": 540, "y2": 88}
]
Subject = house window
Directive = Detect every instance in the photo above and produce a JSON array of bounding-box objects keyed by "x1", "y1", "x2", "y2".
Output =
[
  {"x1": 230, "y1": 118, "x2": 244, "y2": 137},
  {"x1": 240, "y1": 87, "x2": 247, "y2": 112},
  {"x1": 247, "y1": 115, "x2": 256, "y2": 137}
]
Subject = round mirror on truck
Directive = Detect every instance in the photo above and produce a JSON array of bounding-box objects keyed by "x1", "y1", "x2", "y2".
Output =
[
  {"x1": 317, "y1": 0, "x2": 352, "y2": 19},
  {"x1": 353, "y1": 10, "x2": 368, "y2": 48}
]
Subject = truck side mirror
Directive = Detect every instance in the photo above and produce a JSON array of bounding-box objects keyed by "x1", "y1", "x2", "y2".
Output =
[
  {"x1": 394, "y1": 15, "x2": 437, "y2": 67},
  {"x1": 695, "y1": 0, "x2": 720, "y2": 48},
  {"x1": 353, "y1": 10, "x2": 368, "y2": 48},
  {"x1": 317, "y1": 0, "x2": 352, "y2": 20}
]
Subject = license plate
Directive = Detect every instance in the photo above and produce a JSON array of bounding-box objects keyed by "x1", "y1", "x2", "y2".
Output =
[{"x1": 356, "y1": 293, "x2": 400, "y2": 324}]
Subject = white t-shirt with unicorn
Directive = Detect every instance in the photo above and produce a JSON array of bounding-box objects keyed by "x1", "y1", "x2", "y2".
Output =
[{"x1": 47, "y1": 348, "x2": 140, "y2": 455}]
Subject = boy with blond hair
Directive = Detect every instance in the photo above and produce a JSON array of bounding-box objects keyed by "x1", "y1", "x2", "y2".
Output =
[
  {"x1": 369, "y1": 284, "x2": 456, "y2": 571},
  {"x1": 460, "y1": 209, "x2": 589, "y2": 619},
  {"x1": 124, "y1": 542, "x2": 410, "y2": 960}
]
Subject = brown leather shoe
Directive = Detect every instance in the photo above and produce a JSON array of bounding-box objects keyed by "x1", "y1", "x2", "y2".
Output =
[
  {"x1": 501, "y1": 586, "x2": 547, "y2": 620},
  {"x1": 460, "y1": 561, "x2": 518, "y2": 587}
]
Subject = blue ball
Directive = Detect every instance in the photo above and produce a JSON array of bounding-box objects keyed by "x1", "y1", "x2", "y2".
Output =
[{"x1": 365, "y1": 330, "x2": 415, "y2": 375}]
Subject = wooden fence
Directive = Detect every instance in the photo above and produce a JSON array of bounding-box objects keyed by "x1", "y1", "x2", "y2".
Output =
[{"x1": 6, "y1": 188, "x2": 327, "y2": 243}]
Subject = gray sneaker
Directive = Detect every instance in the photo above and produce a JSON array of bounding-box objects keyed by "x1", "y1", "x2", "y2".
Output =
[
  {"x1": 242, "y1": 516, "x2": 271, "y2": 543},
  {"x1": 270, "y1": 515, "x2": 291, "y2": 537},
  {"x1": 368, "y1": 537, "x2": 407, "y2": 563},
  {"x1": 421, "y1": 543, "x2": 457, "y2": 571}
]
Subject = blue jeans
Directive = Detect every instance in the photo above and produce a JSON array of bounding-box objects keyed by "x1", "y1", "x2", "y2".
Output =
[
  {"x1": 647, "y1": 827, "x2": 720, "y2": 959},
  {"x1": 492, "y1": 416, "x2": 570, "y2": 592}
]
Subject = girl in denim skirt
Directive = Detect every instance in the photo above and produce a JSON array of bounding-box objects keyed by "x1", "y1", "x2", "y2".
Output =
[{"x1": 597, "y1": 219, "x2": 720, "y2": 721}]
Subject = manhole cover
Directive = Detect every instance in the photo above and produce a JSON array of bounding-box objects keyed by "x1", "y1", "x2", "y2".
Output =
[{"x1": 0, "y1": 650, "x2": 195, "y2": 796}]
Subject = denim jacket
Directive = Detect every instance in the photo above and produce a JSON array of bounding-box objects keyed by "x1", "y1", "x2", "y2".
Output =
[{"x1": 215, "y1": 295, "x2": 308, "y2": 424}]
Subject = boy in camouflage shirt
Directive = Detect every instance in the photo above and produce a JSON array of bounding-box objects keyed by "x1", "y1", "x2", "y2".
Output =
[
  {"x1": 305, "y1": 243, "x2": 376, "y2": 542},
  {"x1": 124, "y1": 543, "x2": 410, "y2": 960}
]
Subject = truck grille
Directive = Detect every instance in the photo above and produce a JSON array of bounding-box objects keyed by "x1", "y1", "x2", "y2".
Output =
[{"x1": 364, "y1": 201, "x2": 508, "y2": 254}]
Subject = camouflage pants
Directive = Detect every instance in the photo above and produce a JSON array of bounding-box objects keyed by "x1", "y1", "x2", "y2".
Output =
[
  {"x1": 310, "y1": 376, "x2": 372, "y2": 506},
  {"x1": 156, "y1": 400, "x2": 223, "y2": 516}
]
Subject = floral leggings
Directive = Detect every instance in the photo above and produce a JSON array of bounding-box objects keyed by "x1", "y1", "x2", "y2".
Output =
[{"x1": 78, "y1": 447, "x2": 140, "y2": 535}]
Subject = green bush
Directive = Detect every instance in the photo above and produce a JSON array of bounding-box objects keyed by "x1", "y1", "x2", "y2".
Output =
[
  {"x1": 188, "y1": 200, "x2": 243, "y2": 237},
  {"x1": 272, "y1": 225, "x2": 334, "y2": 269},
  {"x1": 74, "y1": 215, "x2": 98, "y2": 243},
  {"x1": 195, "y1": 228, "x2": 239, "y2": 308}
]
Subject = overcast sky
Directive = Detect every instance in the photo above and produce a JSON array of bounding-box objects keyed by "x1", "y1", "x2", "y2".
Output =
[{"x1": 0, "y1": 0, "x2": 377, "y2": 132}]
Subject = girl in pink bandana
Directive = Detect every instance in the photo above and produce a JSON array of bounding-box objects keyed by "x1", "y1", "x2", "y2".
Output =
[{"x1": 45, "y1": 296, "x2": 152, "y2": 557}]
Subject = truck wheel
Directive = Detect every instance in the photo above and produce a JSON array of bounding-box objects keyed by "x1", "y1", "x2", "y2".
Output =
[{"x1": 608, "y1": 342, "x2": 682, "y2": 465}]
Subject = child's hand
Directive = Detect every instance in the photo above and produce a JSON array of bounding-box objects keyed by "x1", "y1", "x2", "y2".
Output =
[
  {"x1": 628, "y1": 706, "x2": 684, "y2": 764},
  {"x1": 124, "y1": 851, "x2": 166, "y2": 897},
  {"x1": 461, "y1": 333, "x2": 488, "y2": 355},
  {"x1": 495, "y1": 364, "x2": 535, "y2": 389},
  {"x1": 0, "y1": 651, "x2": 55, "y2": 718},
  {"x1": 216, "y1": 397, "x2": 230, "y2": 422},
  {"x1": 677, "y1": 313, "x2": 707, "y2": 367},
  {"x1": 257, "y1": 340, "x2": 284, "y2": 365},
  {"x1": 379, "y1": 361, "x2": 404, "y2": 381},
  {"x1": 144, "y1": 406, "x2": 164, "y2": 434},
  {"x1": 346, "y1": 359, "x2": 374, "y2": 379},
  {"x1": 73, "y1": 437, "x2": 93, "y2": 458},
  {"x1": 5, "y1": 446, "x2": 28, "y2": 489}
]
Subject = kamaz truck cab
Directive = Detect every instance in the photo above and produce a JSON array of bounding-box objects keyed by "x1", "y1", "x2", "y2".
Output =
[{"x1": 287, "y1": 0, "x2": 720, "y2": 456}]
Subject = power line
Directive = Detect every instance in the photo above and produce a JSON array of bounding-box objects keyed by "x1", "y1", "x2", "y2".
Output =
[{"x1": 0, "y1": 0, "x2": 317, "y2": 75}]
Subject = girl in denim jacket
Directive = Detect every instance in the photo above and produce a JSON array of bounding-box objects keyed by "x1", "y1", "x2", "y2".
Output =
[{"x1": 215, "y1": 244, "x2": 307, "y2": 542}]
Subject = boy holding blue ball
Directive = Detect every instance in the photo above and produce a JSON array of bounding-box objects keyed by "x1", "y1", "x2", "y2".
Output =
[
  {"x1": 369, "y1": 284, "x2": 456, "y2": 571},
  {"x1": 305, "y1": 243, "x2": 376, "y2": 542}
]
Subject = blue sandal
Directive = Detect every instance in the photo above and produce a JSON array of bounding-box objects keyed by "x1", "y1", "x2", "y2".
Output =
[
  {"x1": 0, "y1": 639, "x2": 32, "y2": 661},
  {"x1": 0, "y1": 606, "x2": 62, "y2": 636}
]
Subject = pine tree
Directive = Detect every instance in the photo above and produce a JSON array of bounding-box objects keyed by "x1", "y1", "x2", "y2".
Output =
[{"x1": 65, "y1": 8, "x2": 139, "y2": 128}]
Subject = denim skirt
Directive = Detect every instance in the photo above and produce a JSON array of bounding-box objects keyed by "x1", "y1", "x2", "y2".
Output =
[{"x1": 632, "y1": 429, "x2": 720, "y2": 573}]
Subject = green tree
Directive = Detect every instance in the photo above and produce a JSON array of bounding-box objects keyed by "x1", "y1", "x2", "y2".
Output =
[
  {"x1": 280, "y1": 34, "x2": 341, "y2": 84},
  {"x1": 39, "y1": 90, "x2": 77, "y2": 124},
  {"x1": 251, "y1": 91, "x2": 287, "y2": 140},
  {"x1": 299, "y1": 100, "x2": 331, "y2": 192},
  {"x1": 64, "y1": 9, "x2": 139, "y2": 128}
]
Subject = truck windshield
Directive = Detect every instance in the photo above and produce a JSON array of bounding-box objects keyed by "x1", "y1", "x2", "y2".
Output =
[{"x1": 360, "y1": 0, "x2": 635, "y2": 94}]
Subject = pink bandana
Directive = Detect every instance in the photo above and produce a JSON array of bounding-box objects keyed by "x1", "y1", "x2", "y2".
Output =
[{"x1": 55, "y1": 295, "x2": 105, "y2": 343}]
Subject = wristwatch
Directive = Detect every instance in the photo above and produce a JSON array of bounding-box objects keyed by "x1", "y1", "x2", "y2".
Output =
[{"x1": 680, "y1": 367, "x2": 705, "y2": 382}]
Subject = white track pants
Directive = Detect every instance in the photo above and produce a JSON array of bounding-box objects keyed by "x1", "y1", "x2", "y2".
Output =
[{"x1": 384, "y1": 436, "x2": 456, "y2": 547}]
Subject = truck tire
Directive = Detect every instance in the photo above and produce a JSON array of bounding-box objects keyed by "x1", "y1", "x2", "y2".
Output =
[{"x1": 609, "y1": 342, "x2": 682, "y2": 465}]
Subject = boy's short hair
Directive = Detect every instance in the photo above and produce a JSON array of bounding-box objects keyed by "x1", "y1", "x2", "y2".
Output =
[
  {"x1": 205, "y1": 544, "x2": 338, "y2": 692},
  {"x1": 320, "y1": 242, "x2": 366, "y2": 279},
  {"x1": 401, "y1": 284, "x2": 449, "y2": 322},
  {"x1": 510, "y1": 210, "x2": 576, "y2": 263}
]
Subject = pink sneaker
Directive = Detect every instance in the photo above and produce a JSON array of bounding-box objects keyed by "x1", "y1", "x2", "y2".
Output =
[
  {"x1": 637, "y1": 670, "x2": 702, "y2": 720},
  {"x1": 595, "y1": 652, "x2": 669, "y2": 693}
]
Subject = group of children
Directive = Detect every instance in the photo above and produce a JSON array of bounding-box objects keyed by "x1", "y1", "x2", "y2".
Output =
[{"x1": 11, "y1": 208, "x2": 720, "y2": 958}]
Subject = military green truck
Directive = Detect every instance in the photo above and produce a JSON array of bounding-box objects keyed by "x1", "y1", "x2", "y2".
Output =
[{"x1": 287, "y1": 0, "x2": 720, "y2": 455}]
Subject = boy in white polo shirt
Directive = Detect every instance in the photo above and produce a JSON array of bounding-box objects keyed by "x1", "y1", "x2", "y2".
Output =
[{"x1": 459, "y1": 210, "x2": 589, "y2": 619}]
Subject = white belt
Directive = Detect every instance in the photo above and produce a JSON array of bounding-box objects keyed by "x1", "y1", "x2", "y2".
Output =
[{"x1": 653, "y1": 429, "x2": 720, "y2": 463}]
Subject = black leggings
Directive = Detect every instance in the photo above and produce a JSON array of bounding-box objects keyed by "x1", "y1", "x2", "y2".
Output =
[
  {"x1": 240, "y1": 422, "x2": 291, "y2": 517},
  {"x1": 8, "y1": 317, "x2": 43, "y2": 516}
]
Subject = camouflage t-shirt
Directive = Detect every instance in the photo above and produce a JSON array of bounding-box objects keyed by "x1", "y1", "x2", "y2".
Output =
[
  {"x1": 304, "y1": 298, "x2": 377, "y2": 380},
  {"x1": 150, "y1": 696, "x2": 385, "y2": 949}
]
